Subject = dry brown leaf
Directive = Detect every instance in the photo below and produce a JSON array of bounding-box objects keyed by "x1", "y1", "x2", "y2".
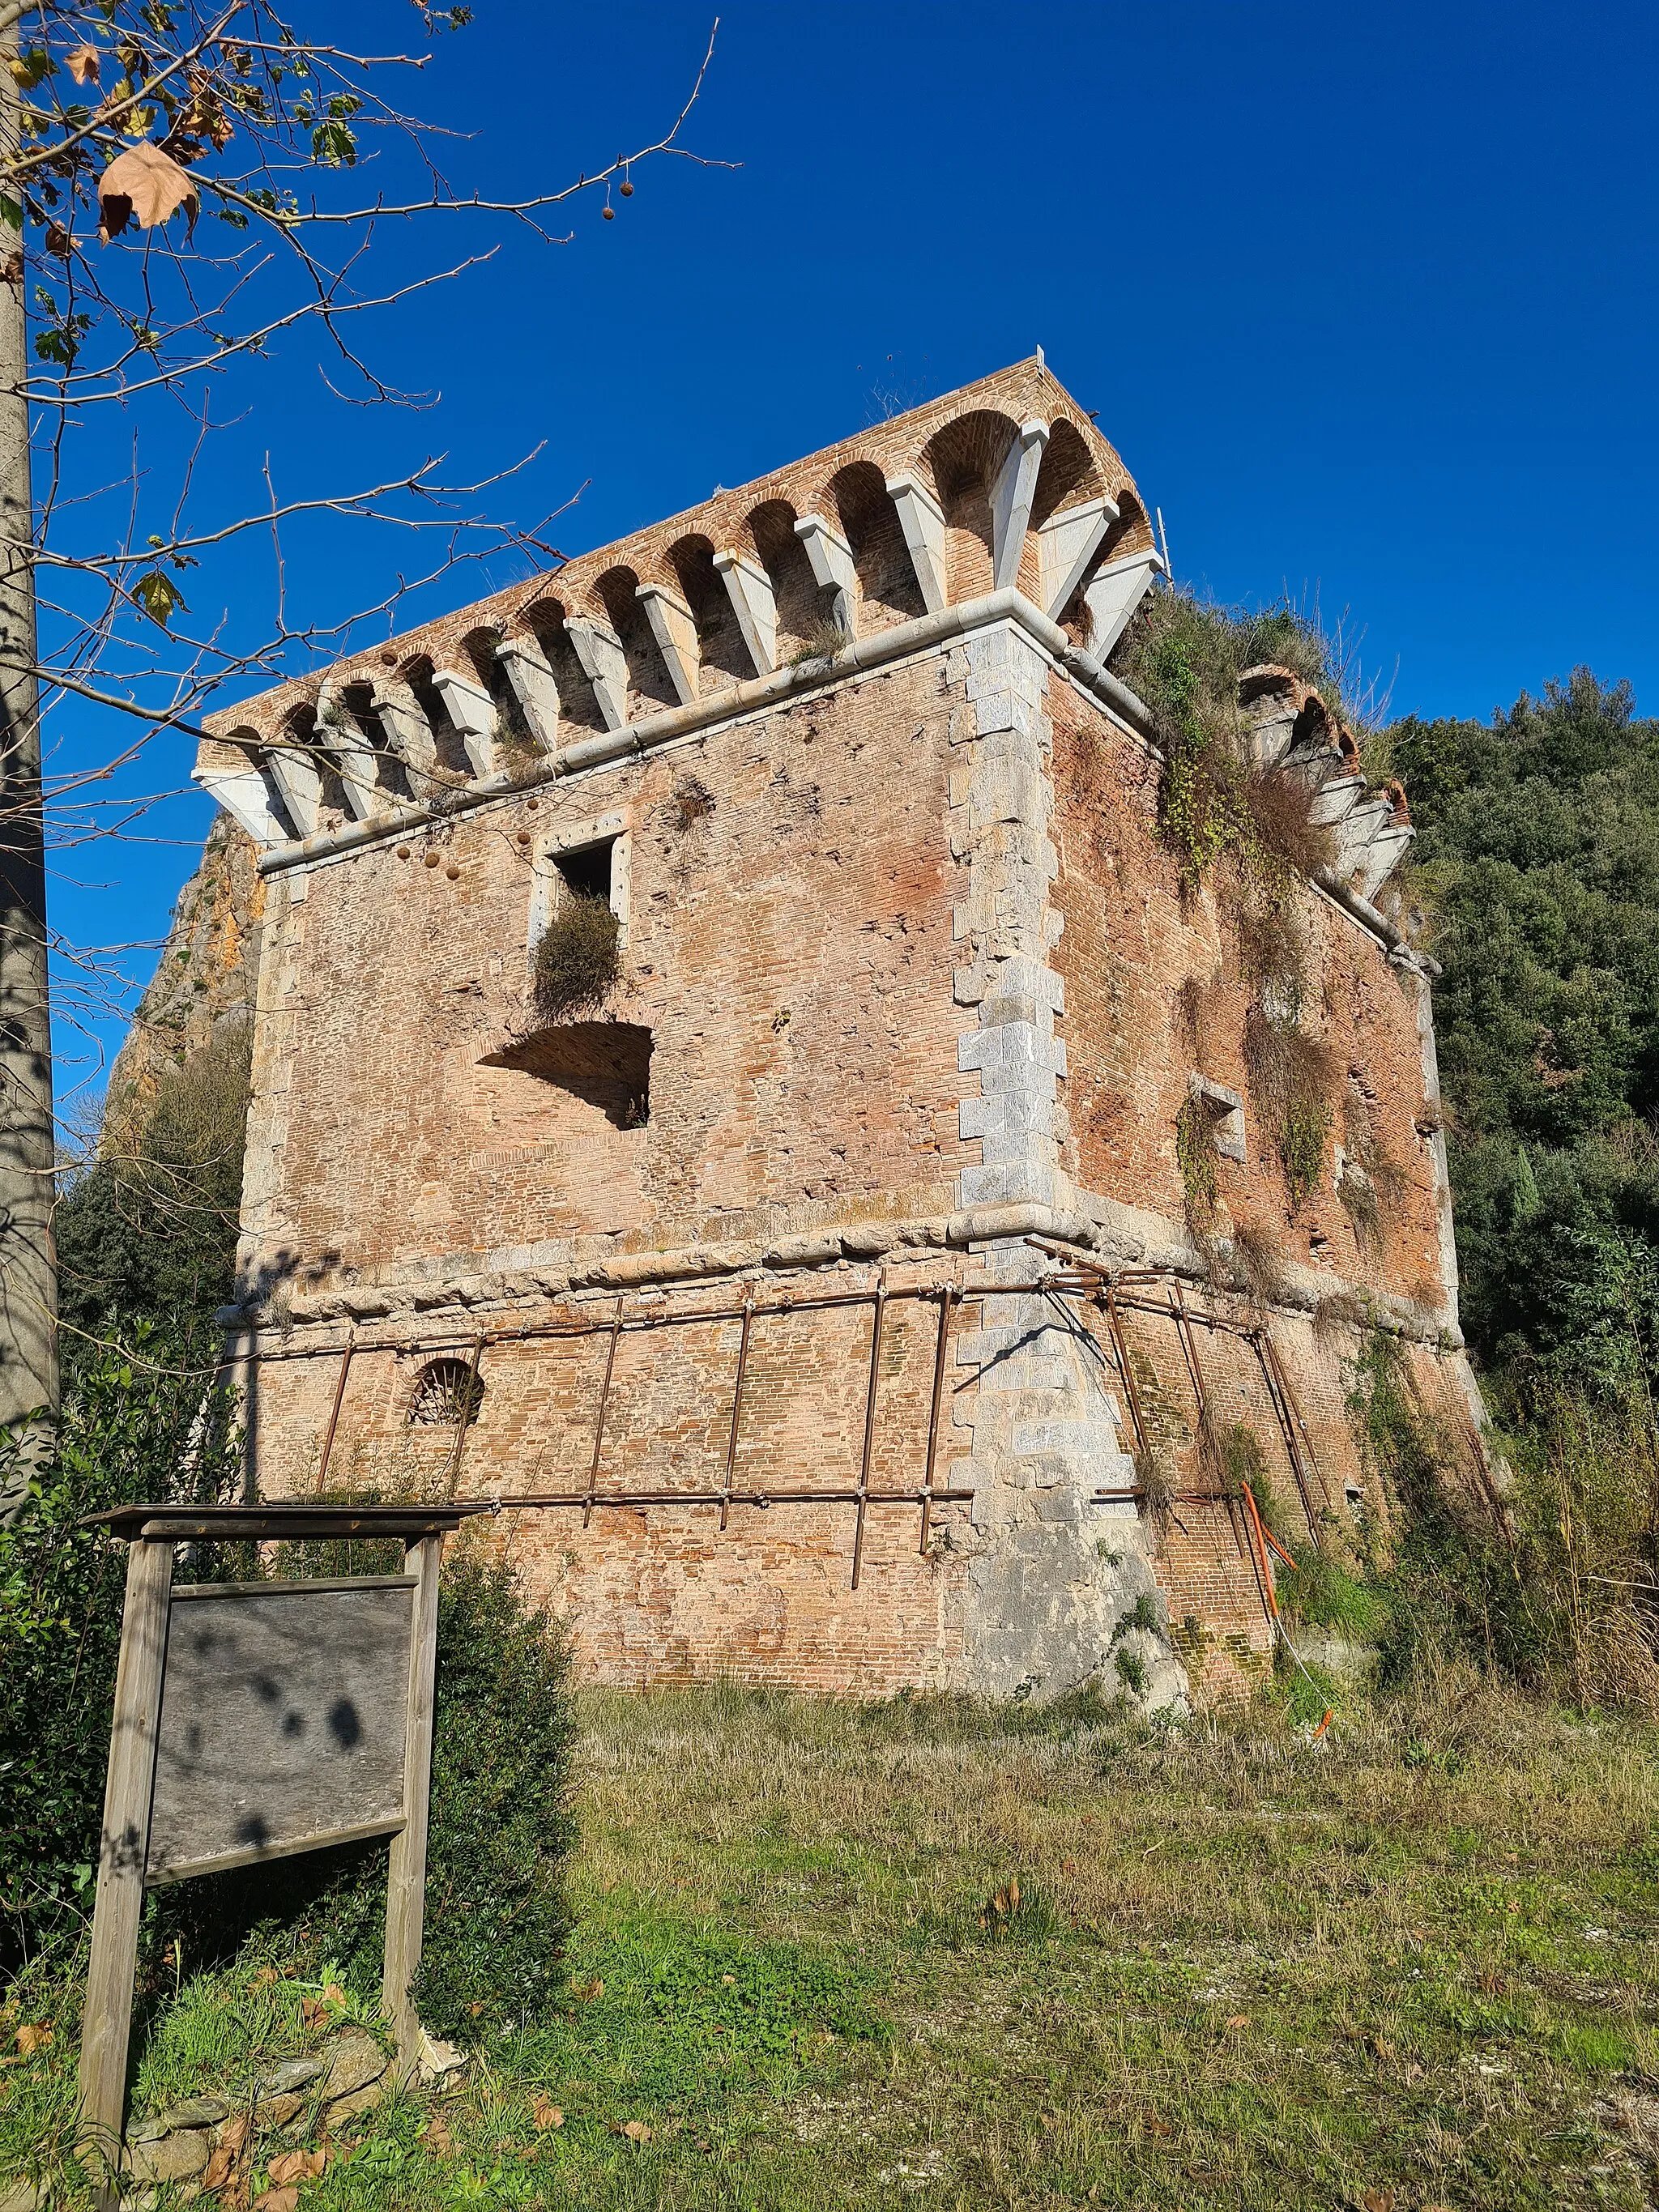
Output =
[
  {"x1": 1060, "y1": 1856, "x2": 1077, "y2": 1877},
  {"x1": 574, "y1": 1976, "x2": 603, "y2": 2002},
  {"x1": 1141, "y1": 2113, "x2": 1174, "y2": 2139},
  {"x1": 1361, "y1": 2192, "x2": 1397, "y2": 2212},
  {"x1": 202, "y1": 2111, "x2": 249, "y2": 2190},
  {"x1": 1224, "y1": 2014, "x2": 1250, "y2": 2031},
  {"x1": 65, "y1": 43, "x2": 100, "y2": 84},
  {"x1": 531, "y1": 2094, "x2": 564, "y2": 2131},
  {"x1": 618, "y1": 2119, "x2": 651, "y2": 2142},
  {"x1": 421, "y1": 2113, "x2": 454, "y2": 2156},
  {"x1": 267, "y1": 2148, "x2": 326, "y2": 2185},
  {"x1": 14, "y1": 2024, "x2": 51, "y2": 2056},
  {"x1": 98, "y1": 139, "x2": 198, "y2": 241},
  {"x1": 250, "y1": 1964, "x2": 279, "y2": 1988},
  {"x1": 301, "y1": 1982, "x2": 346, "y2": 2028},
  {"x1": 251, "y1": 2191, "x2": 297, "y2": 2212}
]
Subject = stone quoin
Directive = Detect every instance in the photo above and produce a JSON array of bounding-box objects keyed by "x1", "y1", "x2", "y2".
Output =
[{"x1": 181, "y1": 358, "x2": 1489, "y2": 1707}]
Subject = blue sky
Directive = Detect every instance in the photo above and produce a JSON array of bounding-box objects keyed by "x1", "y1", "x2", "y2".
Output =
[{"x1": 48, "y1": 0, "x2": 1659, "y2": 1101}]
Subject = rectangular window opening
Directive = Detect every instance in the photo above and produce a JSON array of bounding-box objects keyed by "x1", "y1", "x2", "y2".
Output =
[{"x1": 554, "y1": 837, "x2": 616, "y2": 906}]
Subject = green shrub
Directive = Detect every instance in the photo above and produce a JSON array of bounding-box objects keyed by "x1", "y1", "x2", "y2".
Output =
[
  {"x1": 532, "y1": 893, "x2": 619, "y2": 1021},
  {"x1": 0, "y1": 1335, "x2": 241, "y2": 1973}
]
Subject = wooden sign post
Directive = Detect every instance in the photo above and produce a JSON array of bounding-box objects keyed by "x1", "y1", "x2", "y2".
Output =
[{"x1": 75, "y1": 1501, "x2": 487, "y2": 2194}]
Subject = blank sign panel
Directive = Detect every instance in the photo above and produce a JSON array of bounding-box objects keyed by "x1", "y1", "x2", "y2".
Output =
[{"x1": 146, "y1": 1576, "x2": 414, "y2": 1886}]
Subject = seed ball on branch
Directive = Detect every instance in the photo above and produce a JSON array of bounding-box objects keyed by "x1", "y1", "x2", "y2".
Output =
[
  {"x1": 620, "y1": 180, "x2": 633, "y2": 198},
  {"x1": 602, "y1": 205, "x2": 616, "y2": 221}
]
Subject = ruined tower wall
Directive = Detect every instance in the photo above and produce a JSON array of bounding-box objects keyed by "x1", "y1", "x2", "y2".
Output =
[{"x1": 198, "y1": 360, "x2": 1490, "y2": 1709}]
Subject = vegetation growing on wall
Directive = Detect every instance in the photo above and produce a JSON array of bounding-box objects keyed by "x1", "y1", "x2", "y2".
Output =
[
  {"x1": 1111, "y1": 590, "x2": 1341, "y2": 895},
  {"x1": 532, "y1": 892, "x2": 621, "y2": 1022},
  {"x1": 1241, "y1": 1005, "x2": 1333, "y2": 1213}
]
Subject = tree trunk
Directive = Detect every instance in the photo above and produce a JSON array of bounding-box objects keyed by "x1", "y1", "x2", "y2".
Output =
[{"x1": 0, "y1": 11, "x2": 58, "y2": 1466}]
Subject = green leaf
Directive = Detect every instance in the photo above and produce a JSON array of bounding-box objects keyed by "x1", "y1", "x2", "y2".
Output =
[{"x1": 134, "y1": 570, "x2": 187, "y2": 628}]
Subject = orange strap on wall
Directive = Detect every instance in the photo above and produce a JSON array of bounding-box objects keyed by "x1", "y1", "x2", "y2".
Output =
[{"x1": 1239, "y1": 1481, "x2": 1279, "y2": 1618}]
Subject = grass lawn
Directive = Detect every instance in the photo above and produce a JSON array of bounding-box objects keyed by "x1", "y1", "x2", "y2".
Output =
[{"x1": 6, "y1": 1662, "x2": 1659, "y2": 2209}]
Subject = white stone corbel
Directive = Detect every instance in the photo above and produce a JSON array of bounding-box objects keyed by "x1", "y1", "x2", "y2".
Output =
[
  {"x1": 634, "y1": 583, "x2": 700, "y2": 707},
  {"x1": 563, "y1": 619, "x2": 629, "y2": 731},
  {"x1": 1331, "y1": 790, "x2": 1397, "y2": 884},
  {"x1": 792, "y1": 514, "x2": 857, "y2": 637},
  {"x1": 1036, "y1": 492, "x2": 1120, "y2": 619},
  {"x1": 1307, "y1": 770, "x2": 1368, "y2": 831},
  {"x1": 712, "y1": 550, "x2": 777, "y2": 676},
  {"x1": 316, "y1": 679, "x2": 385, "y2": 821},
  {"x1": 1081, "y1": 548, "x2": 1164, "y2": 661},
  {"x1": 263, "y1": 745, "x2": 323, "y2": 838},
  {"x1": 989, "y1": 419, "x2": 1051, "y2": 590},
  {"x1": 1354, "y1": 821, "x2": 1415, "y2": 904},
  {"x1": 430, "y1": 668, "x2": 497, "y2": 778},
  {"x1": 371, "y1": 678, "x2": 438, "y2": 779},
  {"x1": 193, "y1": 763, "x2": 288, "y2": 848},
  {"x1": 885, "y1": 471, "x2": 948, "y2": 613},
  {"x1": 493, "y1": 635, "x2": 561, "y2": 751}
]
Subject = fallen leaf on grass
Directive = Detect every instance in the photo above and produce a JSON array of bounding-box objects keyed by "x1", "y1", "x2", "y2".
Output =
[
  {"x1": 573, "y1": 1976, "x2": 604, "y2": 2001},
  {"x1": 1361, "y1": 2192, "x2": 1397, "y2": 2212},
  {"x1": 1142, "y1": 2113, "x2": 1174, "y2": 2139},
  {"x1": 301, "y1": 1984, "x2": 346, "y2": 2028},
  {"x1": 1225, "y1": 2014, "x2": 1250, "y2": 2031},
  {"x1": 250, "y1": 1965, "x2": 279, "y2": 1988},
  {"x1": 252, "y1": 2192, "x2": 297, "y2": 2212},
  {"x1": 531, "y1": 2094, "x2": 564, "y2": 2131},
  {"x1": 420, "y1": 2114, "x2": 455, "y2": 2156},
  {"x1": 14, "y1": 2024, "x2": 51, "y2": 2056},
  {"x1": 267, "y1": 2150, "x2": 326, "y2": 2186},
  {"x1": 616, "y1": 2119, "x2": 651, "y2": 2143}
]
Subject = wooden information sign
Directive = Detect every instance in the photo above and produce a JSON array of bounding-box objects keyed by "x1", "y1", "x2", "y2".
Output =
[{"x1": 75, "y1": 1501, "x2": 489, "y2": 2193}]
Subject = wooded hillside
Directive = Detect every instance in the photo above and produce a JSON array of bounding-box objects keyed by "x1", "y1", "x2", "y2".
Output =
[{"x1": 1387, "y1": 671, "x2": 1659, "y2": 1404}]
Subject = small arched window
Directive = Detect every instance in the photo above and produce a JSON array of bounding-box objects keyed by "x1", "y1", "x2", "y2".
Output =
[{"x1": 407, "y1": 1357, "x2": 484, "y2": 1428}]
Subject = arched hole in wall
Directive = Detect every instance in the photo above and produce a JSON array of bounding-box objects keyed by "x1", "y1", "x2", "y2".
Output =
[
  {"x1": 462, "y1": 628, "x2": 535, "y2": 758},
  {"x1": 402, "y1": 655, "x2": 473, "y2": 779},
  {"x1": 667, "y1": 535, "x2": 748, "y2": 689},
  {"x1": 523, "y1": 600, "x2": 608, "y2": 735},
  {"x1": 480, "y1": 1020, "x2": 651, "y2": 1131},
  {"x1": 595, "y1": 567, "x2": 680, "y2": 719},
  {"x1": 919, "y1": 408, "x2": 1020, "y2": 603},
  {"x1": 340, "y1": 682, "x2": 412, "y2": 801},
  {"x1": 286, "y1": 702, "x2": 348, "y2": 817},
  {"x1": 407, "y1": 1357, "x2": 484, "y2": 1427},
  {"x1": 748, "y1": 498, "x2": 830, "y2": 658},
  {"x1": 828, "y1": 460, "x2": 924, "y2": 627},
  {"x1": 1029, "y1": 420, "x2": 1105, "y2": 531}
]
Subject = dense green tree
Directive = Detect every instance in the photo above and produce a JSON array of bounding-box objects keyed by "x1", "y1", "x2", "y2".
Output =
[{"x1": 1388, "y1": 670, "x2": 1659, "y2": 1397}]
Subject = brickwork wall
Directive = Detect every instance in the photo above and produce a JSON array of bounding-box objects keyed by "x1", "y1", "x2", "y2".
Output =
[
  {"x1": 1044, "y1": 680, "x2": 1451, "y2": 1316},
  {"x1": 245, "y1": 1267, "x2": 974, "y2": 1694},
  {"x1": 242, "y1": 653, "x2": 976, "y2": 1299}
]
